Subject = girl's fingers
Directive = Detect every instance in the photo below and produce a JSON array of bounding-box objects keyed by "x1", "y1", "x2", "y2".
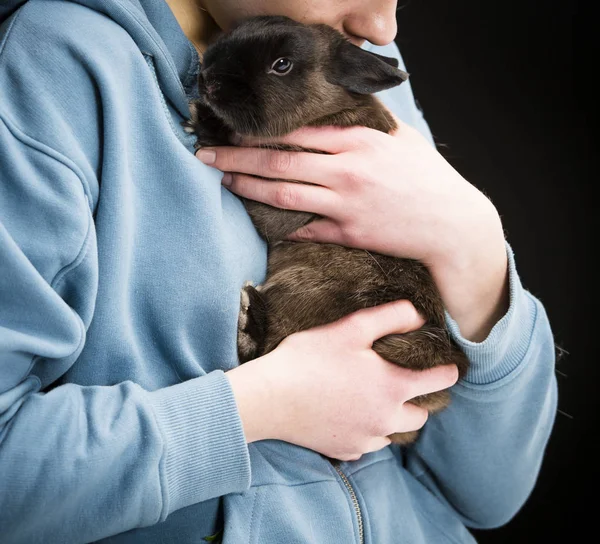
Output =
[
  {"x1": 398, "y1": 364, "x2": 460, "y2": 402},
  {"x1": 196, "y1": 144, "x2": 343, "y2": 187},
  {"x1": 239, "y1": 125, "x2": 377, "y2": 154},
  {"x1": 224, "y1": 173, "x2": 340, "y2": 216},
  {"x1": 394, "y1": 402, "x2": 429, "y2": 434},
  {"x1": 338, "y1": 300, "x2": 426, "y2": 347},
  {"x1": 364, "y1": 436, "x2": 392, "y2": 453},
  {"x1": 286, "y1": 218, "x2": 343, "y2": 245}
]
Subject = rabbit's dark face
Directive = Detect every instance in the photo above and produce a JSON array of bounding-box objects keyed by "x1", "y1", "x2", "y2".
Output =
[
  {"x1": 199, "y1": 17, "x2": 326, "y2": 137},
  {"x1": 198, "y1": 16, "x2": 408, "y2": 137}
]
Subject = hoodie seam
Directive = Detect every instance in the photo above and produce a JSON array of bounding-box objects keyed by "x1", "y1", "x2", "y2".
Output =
[
  {"x1": 181, "y1": 43, "x2": 201, "y2": 93},
  {"x1": 143, "y1": 393, "x2": 171, "y2": 523},
  {"x1": 143, "y1": 54, "x2": 190, "y2": 146},
  {"x1": 0, "y1": 110, "x2": 94, "y2": 206},
  {"x1": 52, "y1": 204, "x2": 94, "y2": 290},
  {"x1": 116, "y1": 0, "x2": 187, "y2": 98},
  {"x1": 453, "y1": 292, "x2": 540, "y2": 393},
  {"x1": 0, "y1": 113, "x2": 95, "y2": 267},
  {"x1": 0, "y1": 2, "x2": 24, "y2": 64},
  {"x1": 1, "y1": 111, "x2": 95, "y2": 384},
  {"x1": 248, "y1": 487, "x2": 263, "y2": 544}
]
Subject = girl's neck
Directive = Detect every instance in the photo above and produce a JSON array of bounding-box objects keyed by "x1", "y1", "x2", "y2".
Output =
[{"x1": 165, "y1": 0, "x2": 220, "y2": 56}]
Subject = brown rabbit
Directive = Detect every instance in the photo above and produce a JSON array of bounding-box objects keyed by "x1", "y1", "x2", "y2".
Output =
[{"x1": 184, "y1": 15, "x2": 469, "y2": 445}]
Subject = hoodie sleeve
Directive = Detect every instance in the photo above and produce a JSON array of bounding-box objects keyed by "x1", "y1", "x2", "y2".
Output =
[
  {"x1": 0, "y1": 15, "x2": 252, "y2": 544},
  {"x1": 373, "y1": 42, "x2": 559, "y2": 528},
  {"x1": 0, "y1": 111, "x2": 251, "y2": 544},
  {"x1": 403, "y1": 246, "x2": 557, "y2": 528}
]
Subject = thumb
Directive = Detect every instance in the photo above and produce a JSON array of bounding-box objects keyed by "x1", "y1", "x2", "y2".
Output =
[
  {"x1": 286, "y1": 218, "x2": 342, "y2": 244},
  {"x1": 341, "y1": 300, "x2": 426, "y2": 346}
]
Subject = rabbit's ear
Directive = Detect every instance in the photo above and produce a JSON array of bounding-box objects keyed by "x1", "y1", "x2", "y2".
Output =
[{"x1": 329, "y1": 41, "x2": 408, "y2": 94}]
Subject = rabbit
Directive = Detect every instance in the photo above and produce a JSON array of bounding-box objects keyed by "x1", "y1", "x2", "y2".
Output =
[{"x1": 184, "y1": 15, "x2": 469, "y2": 445}]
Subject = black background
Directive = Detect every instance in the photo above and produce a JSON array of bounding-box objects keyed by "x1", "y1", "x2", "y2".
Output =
[{"x1": 395, "y1": 0, "x2": 594, "y2": 541}]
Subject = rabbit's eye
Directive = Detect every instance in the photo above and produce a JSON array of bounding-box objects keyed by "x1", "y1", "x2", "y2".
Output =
[{"x1": 269, "y1": 57, "x2": 293, "y2": 75}]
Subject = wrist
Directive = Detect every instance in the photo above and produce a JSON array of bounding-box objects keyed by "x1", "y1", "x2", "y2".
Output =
[
  {"x1": 430, "y1": 197, "x2": 509, "y2": 342},
  {"x1": 225, "y1": 355, "x2": 285, "y2": 444}
]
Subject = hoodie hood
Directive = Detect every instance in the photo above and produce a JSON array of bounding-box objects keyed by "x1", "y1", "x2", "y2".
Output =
[
  {"x1": 0, "y1": 0, "x2": 200, "y2": 118},
  {"x1": 0, "y1": 0, "x2": 27, "y2": 23}
]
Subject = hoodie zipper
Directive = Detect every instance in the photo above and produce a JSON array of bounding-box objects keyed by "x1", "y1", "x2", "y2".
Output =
[{"x1": 332, "y1": 460, "x2": 364, "y2": 544}]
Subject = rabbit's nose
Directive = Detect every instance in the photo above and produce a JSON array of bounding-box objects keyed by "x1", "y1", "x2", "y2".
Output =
[
  {"x1": 205, "y1": 82, "x2": 220, "y2": 96},
  {"x1": 200, "y1": 70, "x2": 220, "y2": 98}
]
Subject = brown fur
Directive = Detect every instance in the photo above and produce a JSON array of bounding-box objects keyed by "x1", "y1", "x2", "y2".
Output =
[{"x1": 186, "y1": 16, "x2": 469, "y2": 445}]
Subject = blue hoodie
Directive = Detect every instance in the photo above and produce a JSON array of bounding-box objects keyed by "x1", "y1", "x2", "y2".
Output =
[{"x1": 0, "y1": 1, "x2": 557, "y2": 542}]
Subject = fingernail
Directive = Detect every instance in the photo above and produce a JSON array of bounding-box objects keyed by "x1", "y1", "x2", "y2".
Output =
[
  {"x1": 221, "y1": 173, "x2": 233, "y2": 186},
  {"x1": 196, "y1": 149, "x2": 216, "y2": 164}
]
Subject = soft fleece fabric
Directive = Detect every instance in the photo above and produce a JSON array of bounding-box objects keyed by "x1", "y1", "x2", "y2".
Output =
[{"x1": 0, "y1": 1, "x2": 557, "y2": 542}]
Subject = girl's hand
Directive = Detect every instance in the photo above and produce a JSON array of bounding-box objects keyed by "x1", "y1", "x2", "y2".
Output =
[
  {"x1": 196, "y1": 117, "x2": 509, "y2": 341},
  {"x1": 226, "y1": 300, "x2": 459, "y2": 461}
]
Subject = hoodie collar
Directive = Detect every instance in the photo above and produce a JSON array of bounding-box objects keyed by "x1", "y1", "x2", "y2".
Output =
[
  {"x1": 1, "y1": 1, "x2": 200, "y2": 116},
  {"x1": 138, "y1": 0, "x2": 200, "y2": 94},
  {"x1": 58, "y1": 0, "x2": 200, "y2": 118}
]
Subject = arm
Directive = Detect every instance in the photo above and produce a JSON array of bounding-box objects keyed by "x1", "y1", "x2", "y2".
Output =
[
  {"x1": 198, "y1": 133, "x2": 557, "y2": 524},
  {"x1": 404, "y1": 246, "x2": 558, "y2": 528},
  {"x1": 193, "y1": 41, "x2": 558, "y2": 527},
  {"x1": 372, "y1": 44, "x2": 557, "y2": 524},
  {"x1": 374, "y1": 41, "x2": 510, "y2": 343},
  {"x1": 0, "y1": 116, "x2": 251, "y2": 543}
]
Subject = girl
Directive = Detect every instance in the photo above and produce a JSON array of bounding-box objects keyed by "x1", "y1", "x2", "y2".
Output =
[{"x1": 0, "y1": 0, "x2": 557, "y2": 542}]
